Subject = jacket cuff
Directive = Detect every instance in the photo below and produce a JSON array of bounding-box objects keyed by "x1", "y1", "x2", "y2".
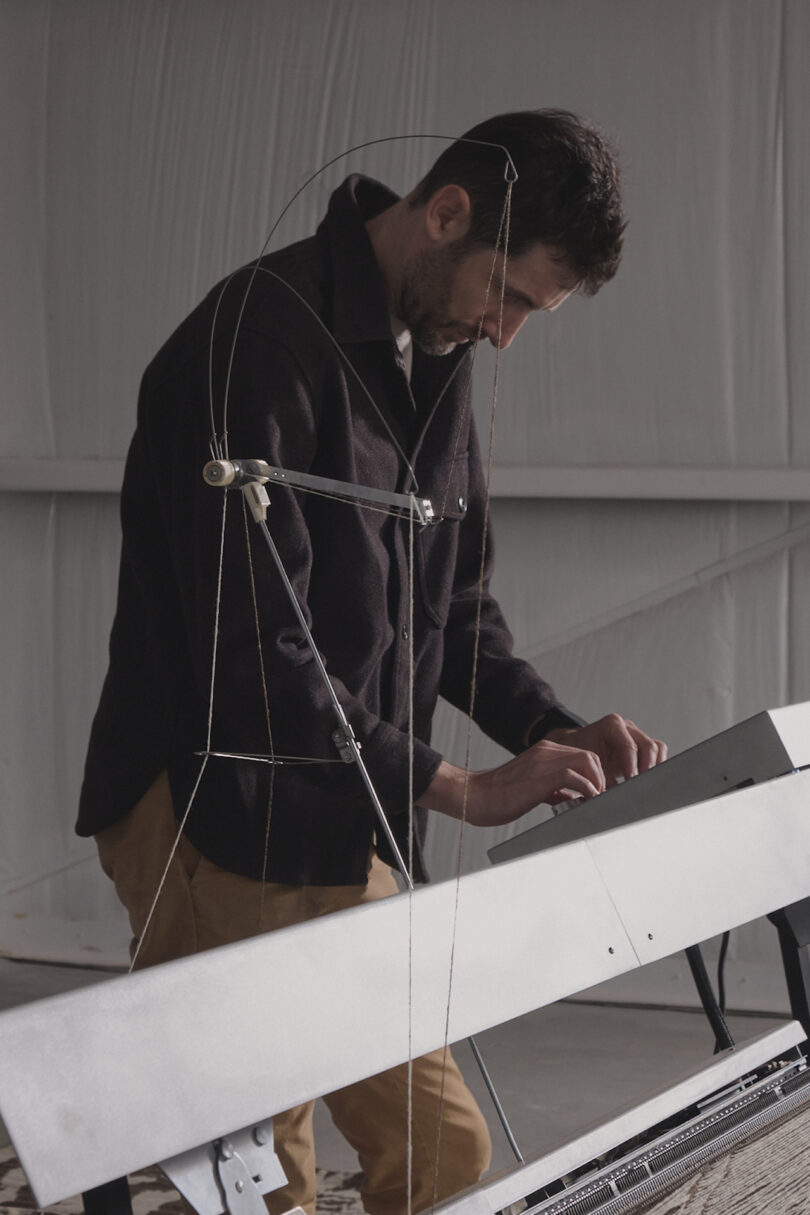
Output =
[{"x1": 523, "y1": 706, "x2": 588, "y2": 748}]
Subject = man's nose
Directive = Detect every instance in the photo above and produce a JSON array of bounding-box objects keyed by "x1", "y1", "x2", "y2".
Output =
[{"x1": 482, "y1": 313, "x2": 527, "y2": 349}]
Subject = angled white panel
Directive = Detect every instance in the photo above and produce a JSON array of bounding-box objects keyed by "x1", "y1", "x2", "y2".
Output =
[
  {"x1": 435, "y1": 1022, "x2": 807, "y2": 1214},
  {"x1": 589, "y1": 769, "x2": 810, "y2": 965},
  {"x1": 769, "y1": 702, "x2": 810, "y2": 769},
  {"x1": 2, "y1": 770, "x2": 810, "y2": 1206},
  {"x1": 0, "y1": 843, "x2": 633, "y2": 1207},
  {"x1": 489, "y1": 701, "x2": 810, "y2": 862}
]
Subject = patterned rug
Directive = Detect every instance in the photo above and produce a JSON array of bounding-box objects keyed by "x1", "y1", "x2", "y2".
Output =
[{"x1": 0, "y1": 1147, "x2": 364, "y2": 1214}]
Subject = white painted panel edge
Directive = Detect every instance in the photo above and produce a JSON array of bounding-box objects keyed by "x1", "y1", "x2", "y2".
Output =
[
  {"x1": 588, "y1": 768, "x2": 810, "y2": 965},
  {"x1": 769, "y1": 704, "x2": 810, "y2": 769},
  {"x1": 3, "y1": 771, "x2": 810, "y2": 1205},
  {"x1": 488, "y1": 465, "x2": 810, "y2": 500},
  {"x1": 3, "y1": 459, "x2": 810, "y2": 500},
  {"x1": 0, "y1": 458, "x2": 124, "y2": 492},
  {"x1": 437, "y1": 1022, "x2": 806, "y2": 1213},
  {"x1": 0, "y1": 842, "x2": 635, "y2": 1206},
  {"x1": 0, "y1": 913, "x2": 129, "y2": 970}
]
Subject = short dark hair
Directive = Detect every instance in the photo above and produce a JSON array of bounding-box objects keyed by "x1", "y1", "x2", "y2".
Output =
[{"x1": 410, "y1": 110, "x2": 625, "y2": 295}]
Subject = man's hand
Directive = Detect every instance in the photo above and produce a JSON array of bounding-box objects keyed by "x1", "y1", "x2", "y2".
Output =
[
  {"x1": 422, "y1": 738, "x2": 607, "y2": 828},
  {"x1": 545, "y1": 713, "x2": 667, "y2": 787}
]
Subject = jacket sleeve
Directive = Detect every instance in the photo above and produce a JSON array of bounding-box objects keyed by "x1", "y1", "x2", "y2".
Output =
[
  {"x1": 437, "y1": 419, "x2": 582, "y2": 754},
  {"x1": 142, "y1": 324, "x2": 444, "y2": 817}
]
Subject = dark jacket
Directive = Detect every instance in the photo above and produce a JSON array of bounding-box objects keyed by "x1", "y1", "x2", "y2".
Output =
[{"x1": 77, "y1": 175, "x2": 571, "y2": 883}]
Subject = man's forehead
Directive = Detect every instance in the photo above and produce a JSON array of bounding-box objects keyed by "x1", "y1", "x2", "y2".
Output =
[{"x1": 491, "y1": 242, "x2": 577, "y2": 310}]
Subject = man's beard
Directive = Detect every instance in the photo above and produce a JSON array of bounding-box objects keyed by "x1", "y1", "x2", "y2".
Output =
[{"x1": 395, "y1": 243, "x2": 474, "y2": 356}]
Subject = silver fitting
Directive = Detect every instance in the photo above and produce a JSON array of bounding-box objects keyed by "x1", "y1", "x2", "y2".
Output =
[
  {"x1": 332, "y1": 725, "x2": 359, "y2": 764},
  {"x1": 242, "y1": 482, "x2": 271, "y2": 523}
]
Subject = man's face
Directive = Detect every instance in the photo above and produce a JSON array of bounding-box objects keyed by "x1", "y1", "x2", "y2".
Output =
[{"x1": 396, "y1": 240, "x2": 575, "y2": 356}]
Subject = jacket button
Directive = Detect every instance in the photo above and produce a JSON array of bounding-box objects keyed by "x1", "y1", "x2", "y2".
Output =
[{"x1": 458, "y1": 496, "x2": 467, "y2": 513}]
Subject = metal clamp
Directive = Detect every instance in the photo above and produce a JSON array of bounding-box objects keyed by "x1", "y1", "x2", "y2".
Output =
[
  {"x1": 160, "y1": 1120, "x2": 287, "y2": 1215},
  {"x1": 332, "y1": 724, "x2": 359, "y2": 764},
  {"x1": 215, "y1": 1140, "x2": 266, "y2": 1215}
]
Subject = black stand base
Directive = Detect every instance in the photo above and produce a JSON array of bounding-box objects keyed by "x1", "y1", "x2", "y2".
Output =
[
  {"x1": 82, "y1": 1177, "x2": 133, "y2": 1215},
  {"x1": 769, "y1": 897, "x2": 810, "y2": 1037}
]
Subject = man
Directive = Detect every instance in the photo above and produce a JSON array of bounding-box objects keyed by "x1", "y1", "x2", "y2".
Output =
[{"x1": 78, "y1": 110, "x2": 665, "y2": 1214}]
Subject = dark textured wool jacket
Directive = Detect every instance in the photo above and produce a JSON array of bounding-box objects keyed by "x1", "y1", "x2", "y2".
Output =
[{"x1": 77, "y1": 175, "x2": 573, "y2": 883}]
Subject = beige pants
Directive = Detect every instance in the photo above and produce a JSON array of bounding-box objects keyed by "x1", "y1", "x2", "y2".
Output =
[{"x1": 95, "y1": 773, "x2": 491, "y2": 1215}]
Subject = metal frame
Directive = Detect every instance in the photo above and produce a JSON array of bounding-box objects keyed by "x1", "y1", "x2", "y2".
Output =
[
  {"x1": 4, "y1": 457, "x2": 810, "y2": 500},
  {"x1": 2, "y1": 767, "x2": 810, "y2": 1207},
  {"x1": 431, "y1": 1021, "x2": 807, "y2": 1214},
  {"x1": 489, "y1": 700, "x2": 810, "y2": 863}
]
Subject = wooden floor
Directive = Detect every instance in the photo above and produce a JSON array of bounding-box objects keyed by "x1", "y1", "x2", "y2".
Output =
[{"x1": 638, "y1": 1100, "x2": 810, "y2": 1215}]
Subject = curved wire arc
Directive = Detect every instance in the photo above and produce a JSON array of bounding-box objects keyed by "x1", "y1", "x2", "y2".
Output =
[
  {"x1": 140, "y1": 132, "x2": 522, "y2": 1175},
  {"x1": 208, "y1": 133, "x2": 518, "y2": 467}
]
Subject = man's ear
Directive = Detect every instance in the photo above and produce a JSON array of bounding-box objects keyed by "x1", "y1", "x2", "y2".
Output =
[{"x1": 423, "y1": 184, "x2": 472, "y2": 245}]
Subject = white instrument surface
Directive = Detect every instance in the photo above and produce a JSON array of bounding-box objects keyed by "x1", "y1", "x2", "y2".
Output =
[
  {"x1": 490, "y1": 700, "x2": 810, "y2": 863},
  {"x1": 433, "y1": 1021, "x2": 808, "y2": 1214},
  {"x1": 1, "y1": 708, "x2": 809, "y2": 1207}
]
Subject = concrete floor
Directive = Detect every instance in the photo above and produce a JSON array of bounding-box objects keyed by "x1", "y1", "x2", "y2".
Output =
[
  {"x1": 315, "y1": 999, "x2": 788, "y2": 1173},
  {"x1": 0, "y1": 955, "x2": 789, "y2": 1187}
]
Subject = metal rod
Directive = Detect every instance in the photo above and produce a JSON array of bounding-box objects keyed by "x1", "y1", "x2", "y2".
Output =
[
  {"x1": 203, "y1": 458, "x2": 435, "y2": 526},
  {"x1": 262, "y1": 464, "x2": 434, "y2": 526},
  {"x1": 255, "y1": 517, "x2": 414, "y2": 888},
  {"x1": 468, "y1": 1034, "x2": 524, "y2": 1163},
  {"x1": 250, "y1": 491, "x2": 523, "y2": 1160}
]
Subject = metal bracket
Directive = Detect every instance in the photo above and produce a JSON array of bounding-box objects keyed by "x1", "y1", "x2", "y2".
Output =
[
  {"x1": 241, "y1": 481, "x2": 270, "y2": 523},
  {"x1": 215, "y1": 1140, "x2": 266, "y2": 1215},
  {"x1": 159, "y1": 1120, "x2": 288, "y2": 1215},
  {"x1": 332, "y1": 724, "x2": 359, "y2": 764},
  {"x1": 203, "y1": 458, "x2": 435, "y2": 526}
]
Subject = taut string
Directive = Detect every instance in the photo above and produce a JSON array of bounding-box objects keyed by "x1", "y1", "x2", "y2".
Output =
[{"x1": 135, "y1": 134, "x2": 522, "y2": 1184}]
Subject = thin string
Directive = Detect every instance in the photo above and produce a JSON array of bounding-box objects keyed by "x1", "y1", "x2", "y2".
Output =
[
  {"x1": 438, "y1": 199, "x2": 511, "y2": 521},
  {"x1": 240, "y1": 496, "x2": 277, "y2": 929},
  {"x1": 210, "y1": 134, "x2": 518, "y2": 466},
  {"x1": 196, "y1": 750, "x2": 339, "y2": 765},
  {"x1": 406, "y1": 495, "x2": 416, "y2": 1215},
  {"x1": 131, "y1": 461, "x2": 421, "y2": 992},
  {"x1": 129, "y1": 491, "x2": 229, "y2": 973},
  {"x1": 142, "y1": 139, "x2": 517, "y2": 1187},
  {"x1": 251, "y1": 267, "x2": 421, "y2": 491},
  {"x1": 459, "y1": 185, "x2": 513, "y2": 857},
  {"x1": 0, "y1": 853, "x2": 103, "y2": 900},
  {"x1": 438, "y1": 315, "x2": 487, "y2": 522},
  {"x1": 279, "y1": 480, "x2": 418, "y2": 520},
  {"x1": 429, "y1": 181, "x2": 514, "y2": 1210}
]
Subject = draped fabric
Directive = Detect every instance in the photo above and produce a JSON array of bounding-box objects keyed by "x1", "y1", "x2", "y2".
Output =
[{"x1": 1, "y1": 0, "x2": 808, "y2": 1009}]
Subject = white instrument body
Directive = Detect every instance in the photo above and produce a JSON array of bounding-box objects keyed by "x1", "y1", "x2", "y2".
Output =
[{"x1": 0, "y1": 703, "x2": 809, "y2": 1209}]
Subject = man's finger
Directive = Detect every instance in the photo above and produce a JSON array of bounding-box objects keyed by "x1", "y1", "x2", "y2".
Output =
[
  {"x1": 630, "y1": 726, "x2": 668, "y2": 772},
  {"x1": 547, "y1": 768, "x2": 602, "y2": 803},
  {"x1": 601, "y1": 714, "x2": 638, "y2": 781}
]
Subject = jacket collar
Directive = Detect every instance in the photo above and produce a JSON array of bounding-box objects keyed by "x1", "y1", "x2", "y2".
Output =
[
  {"x1": 321, "y1": 175, "x2": 404, "y2": 345},
  {"x1": 321, "y1": 174, "x2": 473, "y2": 387}
]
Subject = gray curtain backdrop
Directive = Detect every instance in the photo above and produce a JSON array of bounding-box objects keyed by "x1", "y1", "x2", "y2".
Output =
[{"x1": 2, "y1": 0, "x2": 809, "y2": 1012}]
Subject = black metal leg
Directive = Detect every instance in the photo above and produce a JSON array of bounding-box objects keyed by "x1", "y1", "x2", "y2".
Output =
[
  {"x1": 685, "y1": 943, "x2": 735, "y2": 1052},
  {"x1": 81, "y1": 1177, "x2": 133, "y2": 1215},
  {"x1": 768, "y1": 897, "x2": 810, "y2": 1037}
]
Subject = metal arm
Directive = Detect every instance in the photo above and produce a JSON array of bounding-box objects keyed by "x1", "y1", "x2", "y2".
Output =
[
  {"x1": 236, "y1": 473, "x2": 525, "y2": 1164},
  {"x1": 203, "y1": 458, "x2": 436, "y2": 526},
  {"x1": 240, "y1": 478, "x2": 414, "y2": 885}
]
